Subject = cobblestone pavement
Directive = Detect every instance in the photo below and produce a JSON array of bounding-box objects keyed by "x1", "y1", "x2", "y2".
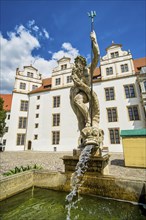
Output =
[{"x1": 0, "y1": 151, "x2": 146, "y2": 181}]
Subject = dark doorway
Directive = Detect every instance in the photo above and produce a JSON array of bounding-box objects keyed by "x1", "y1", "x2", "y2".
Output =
[{"x1": 28, "y1": 141, "x2": 32, "y2": 150}]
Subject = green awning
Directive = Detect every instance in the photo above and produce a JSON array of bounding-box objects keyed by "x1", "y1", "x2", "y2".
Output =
[{"x1": 120, "y1": 129, "x2": 146, "y2": 137}]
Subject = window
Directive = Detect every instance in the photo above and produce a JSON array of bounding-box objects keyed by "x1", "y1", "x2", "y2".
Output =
[
  {"x1": 17, "y1": 134, "x2": 25, "y2": 145},
  {"x1": 36, "y1": 105, "x2": 40, "y2": 109},
  {"x1": 121, "y1": 64, "x2": 129, "y2": 73},
  {"x1": 18, "y1": 117, "x2": 27, "y2": 129},
  {"x1": 124, "y1": 84, "x2": 136, "y2": 98},
  {"x1": 105, "y1": 87, "x2": 115, "y2": 101},
  {"x1": 107, "y1": 108, "x2": 118, "y2": 122},
  {"x1": 20, "y1": 100, "x2": 28, "y2": 111},
  {"x1": 55, "y1": 78, "x2": 61, "y2": 85},
  {"x1": 35, "y1": 123, "x2": 39, "y2": 128},
  {"x1": 3, "y1": 139, "x2": 6, "y2": 145},
  {"x1": 61, "y1": 64, "x2": 67, "y2": 70},
  {"x1": 7, "y1": 114, "x2": 10, "y2": 120},
  {"x1": 34, "y1": 135, "x2": 38, "y2": 140},
  {"x1": 109, "y1": 128, "x2": 120, "y2": 144},
  {"x1": 52, "y1": 131, "x2": 60, "y2": 145},
  {"x1": 127, "y1": 106, "x2": 140, "y2": 120},
  {"x1": 111, "y1": 52, "x2": 119, "y2": 58},
  {"x1": 53, "y1": 96, "x2": 60, "y2": 108},
  {"x1": 67, "y1": 75, "x2": 72, "y2": 83},
  {"x1": 20, "y1": 82, "x2": 26, "y2": 90},
  {"x1": 37, "y1": 96, "x2": 40, "y2": 100},
  {"x1": 106, "y1": 67, "x2": 113, "y2": 75},
  {"x1": 5, "y1": 127, "x2": 8, "y2": 132},
  {"x1": 32, "y1": 85, "x2": 38, "y2": 90},
  {"x1": 36, "y1": 114, "x2": 39, "y2": 118},
  {"x1": 27, "y1": 72, "x2": 33, "y2": 78},
  {"x1": 52, "y1": 114, "x2": 60, "y2": 126}
]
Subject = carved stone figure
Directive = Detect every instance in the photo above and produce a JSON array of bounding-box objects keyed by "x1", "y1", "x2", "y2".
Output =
[{"x1": 70, "y1": 31, "x2": 104, "y2": 150}]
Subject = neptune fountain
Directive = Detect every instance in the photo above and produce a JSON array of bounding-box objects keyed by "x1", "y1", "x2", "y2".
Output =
[{"x1": 63, "y1": 11, "x2": 110, "y2": 218}]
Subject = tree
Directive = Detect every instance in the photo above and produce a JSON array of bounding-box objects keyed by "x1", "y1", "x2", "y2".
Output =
[{"x1": 0, "y1": 97, "x2": 7, "y2": 140}]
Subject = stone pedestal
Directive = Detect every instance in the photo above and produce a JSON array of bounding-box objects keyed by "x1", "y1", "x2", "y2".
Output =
[{"x1": 62, "y1": 153, "x2": 110, "y2": 176}]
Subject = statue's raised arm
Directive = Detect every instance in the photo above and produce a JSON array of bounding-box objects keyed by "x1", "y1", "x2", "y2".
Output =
[{"x1": 90, "y1": 30, "x2": 100, "y2": 73}]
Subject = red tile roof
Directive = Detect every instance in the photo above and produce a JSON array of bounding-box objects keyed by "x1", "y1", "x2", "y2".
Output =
[
  {"x1": 30, "y1": 78, "x2": 52, "y2": 94},
  {"x1": 0, "y1": 94, "x2": 12, "y2": 111},
  {"x1": 133, "y1": 57, "x2": 146, "y2": 72},
  {"x1": 93, "y1": 67, "x2": 101, "y2": 77}
]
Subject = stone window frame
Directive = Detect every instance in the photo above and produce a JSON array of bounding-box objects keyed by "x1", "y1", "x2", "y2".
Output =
[
  {"x1": 121, "y1": 64, "x2": 129, "y2": 73},
  {"x1": 66, "y1": 75, "x2": 72, "y2": 83},
  {"x1": 109, "y1": 128, "x2": 120, "y2": 144},
  {"x1": 106, "y1": 67, "x2": 113, "y2": 75},
  {"x1": 61, "y1": 64, "x2": 67, "y2": 70},
  {"x1": 20, "y1": 82, "x2": 26, "y2": 90},
  {"x1": 124, "y1": 84, "x2": 136, "y2": 98},
  {"x1": 55, "y1": 78, "x2": 61, "y2": 85},
  {"x1": 52, "y1": 113, "x2": 60, "y2": 126},
  {"x1": 53, "y1": 96, "x2": 60, "y2": 108},
  {"x1": 127, "y1": 105, "x2": 140, "y2": 121},
  {"x1": 111, "y1": 51, "x2": 119, "y2": 58},
  {"x1": 18, "y1": 117, "x2": 27, "y2": 129},
  {"x1": 107, "y1": 107, "x2": 118, "y2": 122},
  {"x1": 20, "y1": 100, "x2": 28, "y2": 111},
  {"x1": 105, "y1": 87, "x2": 115, "y2": 101},
  {"x1": 52, "y1": 131, "x2": 60, "y2": 145},
  {"x1": 16, "y1": 133, "x2": 25, "y2": 145}
]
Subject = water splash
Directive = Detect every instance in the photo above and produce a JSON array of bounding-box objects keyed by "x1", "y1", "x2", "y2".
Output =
[{"x1": 65, "y1": 144, "x2": 95, "y2": 220}]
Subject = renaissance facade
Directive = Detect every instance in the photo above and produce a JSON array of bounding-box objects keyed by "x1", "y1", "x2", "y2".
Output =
[{"x1": 1, "y1": 43, "x2": 146, "y2": 152}]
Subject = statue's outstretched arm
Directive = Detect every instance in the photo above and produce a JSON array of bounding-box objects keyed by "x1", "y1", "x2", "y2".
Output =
[{"x1": 90, "y1": 31, "x2": 100, "y2": 73}]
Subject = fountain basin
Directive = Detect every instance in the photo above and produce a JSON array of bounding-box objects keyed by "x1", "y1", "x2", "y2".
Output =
[
  {"x1": 1, "y1": 187, "x2": 145, "y2": 220},
  {"x1": 0, "y1": 170, "x2": 145, "y2": 204}
]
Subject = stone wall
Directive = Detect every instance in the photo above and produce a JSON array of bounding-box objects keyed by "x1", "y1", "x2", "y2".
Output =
[{"x1": 0, "y1": 170, "x2": 145, "y2": 204}]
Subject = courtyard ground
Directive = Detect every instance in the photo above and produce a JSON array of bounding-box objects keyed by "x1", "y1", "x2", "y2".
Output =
[{"x1": 0, "y1": 151, "x2": 146, "y2": 181}]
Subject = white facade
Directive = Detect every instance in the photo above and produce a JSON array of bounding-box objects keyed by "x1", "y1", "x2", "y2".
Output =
[{"x1": 3, "y1": 44, "x2": 146, "y2": 152}]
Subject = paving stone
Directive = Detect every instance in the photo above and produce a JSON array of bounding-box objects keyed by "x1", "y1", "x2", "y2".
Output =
[{"x1": 0, "y1": 151, "x2": 145, "y2": 181}]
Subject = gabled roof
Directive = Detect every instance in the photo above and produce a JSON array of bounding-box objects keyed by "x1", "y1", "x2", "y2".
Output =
[
  {"x1": 57, "y1": 56, "x2": 71, "y2": 63},
  {"x1": 24, "y1": 65, "x2": 38, "y2": 71},
  {"x1": 106, "y1": 43, "x2": 122, "y2": 51},
  {"x1": 133, "y1": 57, "x2": 146, "y2": 72},
  {"x1": 0, "y1": 94, "x2": 12, "y2": 111}
]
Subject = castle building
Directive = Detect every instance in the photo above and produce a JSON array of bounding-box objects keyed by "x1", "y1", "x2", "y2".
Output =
[{"x1": 1, "y1": 43, "x2": 146, "y2": 152}]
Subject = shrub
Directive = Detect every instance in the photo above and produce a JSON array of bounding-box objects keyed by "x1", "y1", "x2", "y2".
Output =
[{"x1": 3, "y1": 164, "x2": 43, "y2": 176}]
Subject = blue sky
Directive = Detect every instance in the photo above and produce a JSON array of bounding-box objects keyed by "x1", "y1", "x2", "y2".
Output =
[{"x1": 1, "y1": 0, "x2": 146, "y2": 93}]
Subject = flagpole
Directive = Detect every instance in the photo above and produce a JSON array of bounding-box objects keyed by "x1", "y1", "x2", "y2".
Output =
[{"x1": 88, "y1": 11, "x2": 96, "y2": 127}]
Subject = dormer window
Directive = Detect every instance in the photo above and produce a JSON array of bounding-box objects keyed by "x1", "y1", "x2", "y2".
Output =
[
  {"x1": 61, "y1": 64, "x2": 67, "y2": 70},
  {"x1": 27, "y1": 72, "x2": 34, "y2": 78},
  {"x1": 106, "y1": 67, "x2": 113, "y2": 75},
  {"x1": 20, "y1": 82, "x2": 26, "y2": 90},
  {"x1": 32, "y1": 85, "x2": 38, "y2": 90},
  {"x1": 55, "y1": 78, "x2": 61, "y2": 85},
  {"x1": 111, "y1": 52, "x2": 119, "y2": 58}
]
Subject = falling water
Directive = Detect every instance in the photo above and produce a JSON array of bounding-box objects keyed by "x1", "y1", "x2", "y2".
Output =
[{"x1": 65, "y1": 144, "x2": 95, "y2": 220}]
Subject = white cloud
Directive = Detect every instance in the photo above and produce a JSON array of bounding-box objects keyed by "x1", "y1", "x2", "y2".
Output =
[
  {"x1": 52, "y1": 42, "x2": 79, "y2": 61},
  {"x1": 0, "y1": 22, "x2": 80, "y2": 94},
  {"x1": 42, "y1": 28, "x2": 49, "y2": 39},
  {"x1": 27, "y1": 20, "x2": 35, "y2": 28}
]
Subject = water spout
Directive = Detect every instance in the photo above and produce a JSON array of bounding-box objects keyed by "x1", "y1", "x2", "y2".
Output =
[{"x1": 65, "y1": 144, "x2": 95, "y2": 219}]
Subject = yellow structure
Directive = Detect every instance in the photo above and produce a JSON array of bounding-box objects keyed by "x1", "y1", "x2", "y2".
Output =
[{"x1": 121, "y1": 129, "x2": 146, "y2": 168}]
